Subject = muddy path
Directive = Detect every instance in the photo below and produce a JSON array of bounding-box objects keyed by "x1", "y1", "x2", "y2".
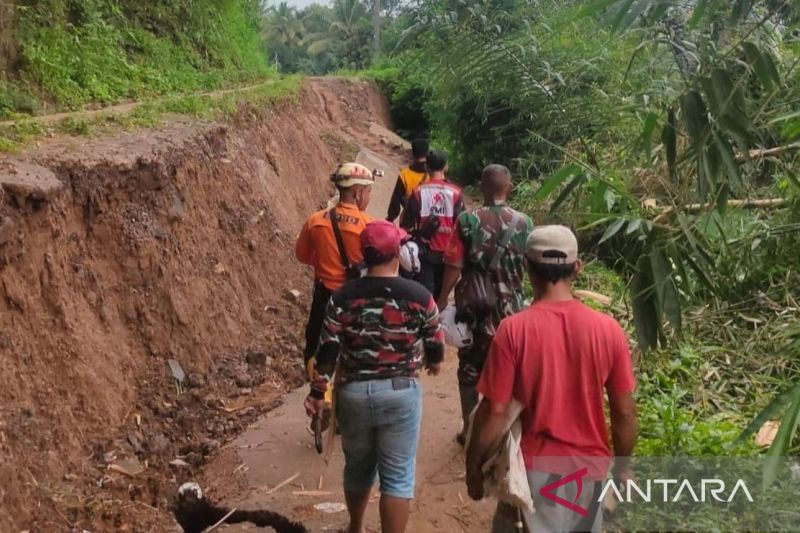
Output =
[{"x1": 200, "y1": 146, "x2": 496, "y2": 532}]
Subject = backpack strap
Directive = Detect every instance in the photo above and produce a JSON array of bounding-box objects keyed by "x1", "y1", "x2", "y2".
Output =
[
  {"x1": 488, "y1": 211, "x2": 522, "y2": 272},
  {"x1": 329, "y1": 208, "x2": 351, "y2": 270}
]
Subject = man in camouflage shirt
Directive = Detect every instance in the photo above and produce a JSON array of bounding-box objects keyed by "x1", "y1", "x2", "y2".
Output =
[
  {"x1": 305, "y1": 220, "x2": 444, "y2": 533},
  {"x1": 438, "y1": 164, "x2": 533, "y2": 444}
]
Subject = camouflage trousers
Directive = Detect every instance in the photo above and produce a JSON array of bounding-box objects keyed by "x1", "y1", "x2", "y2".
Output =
[
  {"x1": 457, "y1": 329, "x2": 494, "y2": 387},
  {"x1": 457, "y1": 329, "x2": 493, "y2": 431}
]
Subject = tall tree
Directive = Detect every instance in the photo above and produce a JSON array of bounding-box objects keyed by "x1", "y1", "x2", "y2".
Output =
[
  {"x1": 306, "y1": 0, "x2": 372, "y2": 69},
  {"x1": 372, "y1": 0, "x2": 381, "y2": 59},
  {"x1": 0, "y1": 0, "x2": 17, "y2": 71}
]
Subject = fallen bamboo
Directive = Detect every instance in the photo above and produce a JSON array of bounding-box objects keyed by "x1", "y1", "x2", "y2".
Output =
[
  {"x1": 653, "y1": 198, "x2": 788, "y2": 224},
  {"x1": 744, "y1": 142, "x2": 800, "y2": 160}
]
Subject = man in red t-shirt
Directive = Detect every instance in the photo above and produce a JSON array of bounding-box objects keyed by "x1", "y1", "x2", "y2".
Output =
[{"x1": 466, "y1": 225, "x2": 637, "y2": 533}]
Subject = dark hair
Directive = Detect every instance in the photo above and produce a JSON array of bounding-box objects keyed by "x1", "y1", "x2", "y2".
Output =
[
  {"x1": 481, "y1": 164, "x2": 511, "y2": 196},
  {"x1": 528, "y1": 251, "x2": 577, "y2": 283},
  {"x1": 363, "y1": 247, "x2": 397, "y2": 267},
  {"x1": 411, "y1": 139, "x2": 429, "y2": 158},
  {"x1": 426, "y1": 150, "x2": 448, "y2": 173}
]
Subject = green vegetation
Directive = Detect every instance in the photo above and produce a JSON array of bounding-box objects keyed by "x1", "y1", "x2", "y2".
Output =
[
  {"x1": 0, "y1": 0, "x2": 272, "y2": 117},
  {"x1": 261, "y1": 0, "x2": 403, "y2": 74},
  {"x1": 358, "y1": 0, "x2": 800, "y2": 476},
  {"x1": 0, "y1": 76, "x2": 302, "y2": 151}
]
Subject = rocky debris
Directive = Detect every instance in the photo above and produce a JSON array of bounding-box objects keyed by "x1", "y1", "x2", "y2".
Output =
[
  {"x1": 108, "y1": 457, "x2": 146, "y2": 477},
  {"x1": 126, "y1": 430, "x2": 145, "y2": 454},
  {"x1": 246, "y1": 350, "x2": 269, "y2": 367},
  {"x1": 368, "y1": 122, "x2": 411, "y2": 151},
  {"x1": 148, "y1": 434, "x2": 171, "y2": 454},
  {"x1": 187, "y1": 372, "x2": 207, "y2": 388},
  {"x1": 170, "y1": 458, "x2": 191, "y2": 469},
  {"x1": 284, "y1": 289, "x2": 302, "y2": 302},
  {"x1": 201, "y1": 439, "x2": 221, "y2": 455},
  {"x1": 176, "y1": 393, "x2": 195, "y2": 408},
  {"x1": 0, "y1": 215, "x2": 16, "y2": 245},
  {"x1": 234, "y1": 373, "x2": 257, "y2": 388},
  {"x1": 168, "y1": 193, "x2": 187, "y2": 222},
  {"x1": 0, "y1": 161, "x2": 65, "y2": 203}
]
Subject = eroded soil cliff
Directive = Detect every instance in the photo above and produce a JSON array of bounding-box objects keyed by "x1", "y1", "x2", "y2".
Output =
[{"x1": 0, "y1": 78, "x2": 399, "y2": 532}]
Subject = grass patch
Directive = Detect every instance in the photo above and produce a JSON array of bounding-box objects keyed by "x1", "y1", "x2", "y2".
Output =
[
  {"x1": 0, "y1": 137, "x2": 20, "y2": 153},
  {"x1": 0, "y1": 76, "x2": 304, "y2": 153},
  {"x1": 9, "y1": 0, "x2": 272, "y2": 115},
  {"x1": 0, "y1": 80, "x2": 40, "y2": 119},
  {"x1": 0, "y1": 121, "x2": 46, "y2": 152},
  {"x1": 56, "y1": 117, "x2": 92, "y2": 136}
]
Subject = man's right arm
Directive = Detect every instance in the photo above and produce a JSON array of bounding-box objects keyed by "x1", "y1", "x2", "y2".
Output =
[
  {"x1": 438, "y1": 265, "x2": 462, "y2": 310},
  {"x1": 400, "y1": 192, "x2": 419, "y2": 231},
  {"x1": 295, "y1": 219, "x2": 314, "y2": 265},
  {"x1": 438, "y1": 215, "x2": 469, "y2": 309},
  {"x1": 421, "y1": 296, "x2": 445, "y2": 373},
  {"x1": 309, "y1": 299, "x2": 342, "y2": 400},
  {"x1": 386, "y1": 176, "x2": 406, "y2": 222}
]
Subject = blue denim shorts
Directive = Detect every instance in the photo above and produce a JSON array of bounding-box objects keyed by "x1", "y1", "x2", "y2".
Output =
[{"x1": 336, "y1": 377, "x2": 422, "y2": 499}]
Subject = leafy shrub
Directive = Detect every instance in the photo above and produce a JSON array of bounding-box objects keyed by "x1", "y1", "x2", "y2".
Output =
[
  {"x1": 10, "y1": 0, "x2": 272, "y2": 110},
  {"x1": 0, "y1": 80, "x2": 40, "y2": 118},
  {"x1": 362, "y1": 59, "x2": 430, "y2": 140}
]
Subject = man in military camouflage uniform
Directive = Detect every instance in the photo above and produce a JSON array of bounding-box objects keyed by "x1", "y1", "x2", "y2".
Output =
[
  {"x1": 305, "y1": 220, "x2": 444, "y2": 533},
  {"x1": 438, "y1": 164, "x2": 533, "y2": 444}
]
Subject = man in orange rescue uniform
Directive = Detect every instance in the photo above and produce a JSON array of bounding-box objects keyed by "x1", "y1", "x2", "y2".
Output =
[{"x1": 296, "y1": 162, "x2": 375, "y2": 376}]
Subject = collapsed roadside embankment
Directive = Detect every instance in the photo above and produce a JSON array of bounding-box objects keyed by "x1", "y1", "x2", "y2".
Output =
[{"x1": 0, "y1": 78, "x2": 396, "y2": 531}]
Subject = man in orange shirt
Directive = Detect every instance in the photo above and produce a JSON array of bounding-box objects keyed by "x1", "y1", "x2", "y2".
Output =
[{"x1": 296, "y1": 163, "x2": 375, "y2": 368}]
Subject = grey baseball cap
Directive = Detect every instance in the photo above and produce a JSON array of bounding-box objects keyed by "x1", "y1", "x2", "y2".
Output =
[{"x1": 525, "y1": 225, "x2": 579, "y2": 264}]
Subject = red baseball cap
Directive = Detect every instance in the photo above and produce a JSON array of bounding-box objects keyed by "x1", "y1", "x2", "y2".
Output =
[{"x1": 360, "y1": 220, "x2": 408, "y2": 257}]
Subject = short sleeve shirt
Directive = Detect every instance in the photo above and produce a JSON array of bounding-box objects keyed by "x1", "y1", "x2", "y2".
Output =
[
  {"x1": 477, "y1": 300, "x2": 635, "y2": 477},
  {"x1": 444, "y1": 204, "x2": 533, "y2": 333},
  {"x1": 295, "y1": 202, "x2": 372, "y2": 291}
]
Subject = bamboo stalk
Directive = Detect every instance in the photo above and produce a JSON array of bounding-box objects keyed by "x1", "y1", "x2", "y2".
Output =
[
  {"x1": 744, "y1": 142, "x2": 800, "y2": 160},
  {"x1": 653, "y1": 198, "x2": 788, "y2": 224}
]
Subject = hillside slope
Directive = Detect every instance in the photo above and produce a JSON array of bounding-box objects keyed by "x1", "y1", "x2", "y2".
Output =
[{"x1": 0, "y1": 77, "x2": 396, "y2": 531}]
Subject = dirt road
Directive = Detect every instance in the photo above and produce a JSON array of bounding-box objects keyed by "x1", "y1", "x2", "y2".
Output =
[{"x1": 202, "y1": 144, "x2": 495, "y2": 532}]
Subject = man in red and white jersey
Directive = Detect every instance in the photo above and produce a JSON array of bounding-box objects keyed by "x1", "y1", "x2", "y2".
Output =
[{"x1": 401, "y1": 151, "x2": 465, "y2": 297}]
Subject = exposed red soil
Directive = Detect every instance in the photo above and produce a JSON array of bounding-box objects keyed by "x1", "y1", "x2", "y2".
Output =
[{"x1": 0, "y1": 78, "x2": 396, "y2": 532}]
